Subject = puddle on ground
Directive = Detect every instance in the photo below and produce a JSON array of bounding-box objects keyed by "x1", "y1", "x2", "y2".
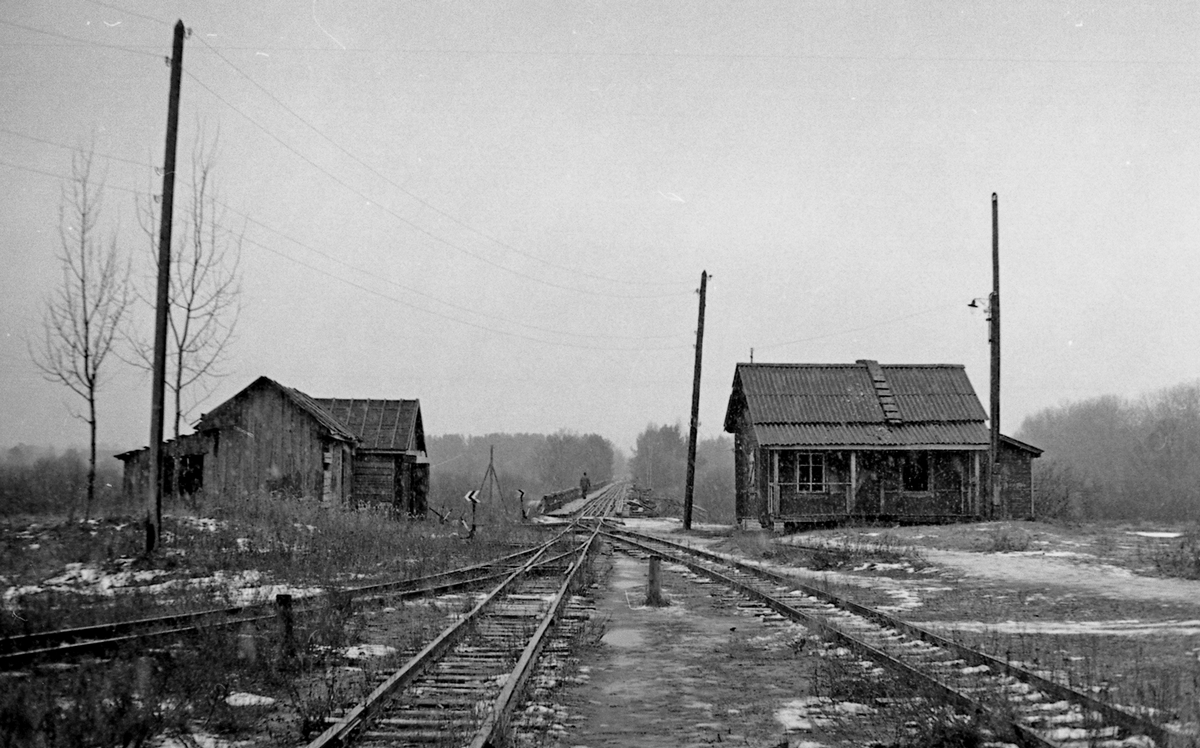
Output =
[{"x1": 601, "y1": 627, "x2": 645, "y2": 648}]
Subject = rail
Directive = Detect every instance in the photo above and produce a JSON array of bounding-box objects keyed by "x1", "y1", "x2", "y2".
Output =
[{"x1": 602, "y1": 525, "x2": 1170, "y2": 748}]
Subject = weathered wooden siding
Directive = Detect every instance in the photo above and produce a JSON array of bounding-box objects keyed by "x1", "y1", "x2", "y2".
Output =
[
  {"x1": 996, "y1": 442, "x2": 1035, "y2": 519},
  {"x1": 203, "y1": 385, "x2": 328, "y2": 499},
  {"x1": 352, "y1": 453, "x2": 395, "y2": 505}
]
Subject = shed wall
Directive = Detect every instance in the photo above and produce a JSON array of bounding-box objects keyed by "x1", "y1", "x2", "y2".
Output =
[
  {"x1": 352, "y1": 453, "x2": 395, "y2": 505},
  {"x1": 995, "y1": 442, "x2": 1035, "y2": 519}
]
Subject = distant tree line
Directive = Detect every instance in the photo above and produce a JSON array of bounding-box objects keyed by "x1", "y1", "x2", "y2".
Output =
[
  {"x1": 629, "y1": 423, "x2": 735, "y2": 523},
  {"x1": 424, "y1": 431, "x2": 615, "y2": 521},
  {"x1": 0, "y1": 445, "x2": 123, "y2": 517},
  {"x1": 1017, "y1": 381, "x2": 1200, "y2": 521},
  {"x1": 424, "y1": 425, "x2": 736, "y2": 524}
]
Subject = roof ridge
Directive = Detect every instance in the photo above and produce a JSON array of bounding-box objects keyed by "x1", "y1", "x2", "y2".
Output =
[{"x1": 738, "y1": 362, "x2": 966, "y2": 369}]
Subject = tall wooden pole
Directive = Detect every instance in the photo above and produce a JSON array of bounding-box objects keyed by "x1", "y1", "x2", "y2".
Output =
[
  {"x1": 683, "y1": 270, "x2": 707, "y2": 530},
  {"x1": 989, "y1": 193, "x2": 1001, "y2": 515},
  {"x1": 146, "y1": 20, "x2": 185, "y2": 555}
]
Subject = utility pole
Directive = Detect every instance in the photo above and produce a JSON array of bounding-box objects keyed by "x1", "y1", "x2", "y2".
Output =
[
  {"x1": 478, "y1": 445, "x2": 505, "y2": 511},
  {"x1": 683, "y1": 270, "x2": 708, "y2": 530},
  {"x1": 989, "y1": 193, "x2": 1001, "y2": 516},
  {"x1": 145, "y1": 20, "x2": 185, "y2": 555}
]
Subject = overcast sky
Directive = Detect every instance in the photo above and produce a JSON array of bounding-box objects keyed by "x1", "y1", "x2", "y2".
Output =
[{"x1": 3, "y1": 1, "x2": 1199, "y2": 457}]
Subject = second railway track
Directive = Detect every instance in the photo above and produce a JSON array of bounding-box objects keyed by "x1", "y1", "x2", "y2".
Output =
[{"x1": 601, "y1": 523, "x2": 1175, "y2": 748}]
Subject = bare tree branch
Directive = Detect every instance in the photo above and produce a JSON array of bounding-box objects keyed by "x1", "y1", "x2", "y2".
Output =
[
  {"x1": 125, "y1": 129, "x2": 242, "y2": 439},
  {"x1": 29, "y1": 148, "x2": 131, "y2": 519}
]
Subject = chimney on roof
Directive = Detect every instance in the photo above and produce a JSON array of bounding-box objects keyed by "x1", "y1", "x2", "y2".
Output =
[{"x1": 858, "y1": 359, "x2": 903, "y2": 426}]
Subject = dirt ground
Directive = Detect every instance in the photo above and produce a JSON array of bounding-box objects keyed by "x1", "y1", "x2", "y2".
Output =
[
  {"x1": 535, "y1": 519, "x2": 1200, "y2": 747},
  {"x1": 542, "y1": 547, "x2": 961, "y2": 748}
]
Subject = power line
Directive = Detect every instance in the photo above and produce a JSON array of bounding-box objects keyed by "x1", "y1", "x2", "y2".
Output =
[
  {"x1": 0, "y1": 158, "x2": 146, "y2": 199},
  {"x1": 755, "y1": 302, "x2": 960, "y2": 352},
  {"x1": 194, "y1": 34, "x2": 691, "y2": 292},
  {"x1": 238, "y1": 231, "x2": 690, "y2": 353},
  {"x1": 0, "y1": 155, "x2": 690, "y2": 347},
  {"x1": 181, "y1": 68, "x2": 685, "y2": 301},
  {"x1": 210, "y1": 198, "x2": 687, "y2": 342},
  {"x1": 0, "y1": 128, "x2": 157, "y2": 171},
  {"x1": 18, "y1": 8, "x2": 1200, "y2": 68},
  {"x1": 0, "y1": 18, "x2": 162, "y2": 59},
  {"x1": 79, "y1": 0, "x2": 172, "y2": 27}
]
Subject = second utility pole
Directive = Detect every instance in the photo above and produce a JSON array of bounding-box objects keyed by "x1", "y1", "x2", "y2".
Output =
[
  {"x1": 989, "y1": 193, "x2": 1001, "y2": 516},
  {"x1": 683, "y1": 270, "x2": 707, "y2": 530}
]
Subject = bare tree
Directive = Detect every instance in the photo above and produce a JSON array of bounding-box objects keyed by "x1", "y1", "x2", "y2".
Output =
[
  {"x1": 30, "y1": 149, "x2": 131, "y2": 519},
  {"x1": 130, "y1": 133, "x2": 242, "y2": 439}
]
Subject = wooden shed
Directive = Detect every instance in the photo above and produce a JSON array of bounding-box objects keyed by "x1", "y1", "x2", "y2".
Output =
[
  {"x1": 118, "y1": 376, "x2": 428, "y2": 514},
  {"x1": 723, "y1": 360, "x2": 1041, "y2": 530},
  {"x1": 314, "y1": 398, "x2": 428, "y2": 516}
]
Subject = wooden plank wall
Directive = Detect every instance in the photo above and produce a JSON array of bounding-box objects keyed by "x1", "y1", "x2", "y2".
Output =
[
  {"x1": 352, "y1": 453, "x2": 395, "y2": 506},
  {"x1": 206, "y1": 386, "x2": 328, "y2": 499},
  {"x1": 997, "y1": 444, "x2": 1035, "y2": 518}
]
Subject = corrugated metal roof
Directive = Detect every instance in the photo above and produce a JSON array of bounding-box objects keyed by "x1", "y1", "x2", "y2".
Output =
[
  {"x1": 315, "y1": 398, "x2": 421, "y2": 451},
  {"x1": 732, "y1": 363, "x2": 985, "y2": 424},
  {"x1": 745, "y1": 394, "x2": 883, "y2": 423},
  {"x1": 755, "y1": 422, "x2": 990, "y2": 448},
  {"x1": 278, "y1": 385, "x2": 359, "y2": 442},
  {"x1": 726, "y1": 362, "x2": 990, "y2": 447}
]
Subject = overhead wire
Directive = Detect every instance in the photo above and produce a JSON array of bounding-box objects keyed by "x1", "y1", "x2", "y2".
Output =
[
  {"x1": 180, "y1": 70, "x2": 684, "y2": 302},
  {"x1": 0, "y1": 18, "x2": 163, "y2": 59},
  {"x1": 65, "y1": 2, "x2": 692, "y2": 295},
  {"x1": 754, "y1": 302, "x2": 962, "y2": 353},
  {"x1": 0, "y1": 146, "x2": 692, "y2": 348},
  {"x1": 29, "y1": 6, "x2": 1200, "y2": 67},
  {"x1": 237, "y1": 231, "x2": 691, "y2": 353},
  {"x1": 213, "y1": 199, "x2": 689, "y2": 342},
  {"x1": 192, "y1": 34, "x2": 691, "y2": 291}
]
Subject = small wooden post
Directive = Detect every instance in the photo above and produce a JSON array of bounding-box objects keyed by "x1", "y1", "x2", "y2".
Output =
[
  {"x1": 276, "y1": 593, "x2": 296, "y2": 668},
  {"x1": 645, "y1": 557, "x2": 667, "y2": 607},
  {"x1": 237, "y1": 620, "x2": 258, "y2": 664},
  {"x1": 134, "y1": 655, "x2": 155, "y2": 698}
]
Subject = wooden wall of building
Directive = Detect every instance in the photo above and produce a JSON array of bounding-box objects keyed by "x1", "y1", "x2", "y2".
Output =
[
  {"x1": 995, "y1": 442, "x2": 1035, "y2": 519},
  {"x1": 202, "y1": 385, "x2": 332, "y2": 500},
  {"x1": 352, "y1": 453, "x2": 395, "y2": 506}
]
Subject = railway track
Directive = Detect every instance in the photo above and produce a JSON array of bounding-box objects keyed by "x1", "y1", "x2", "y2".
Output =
[
  {"x1": 301, "y1": 486, "x2": 625, "y2": 746},
  {"x1": 601, "y1": 524, "x2": 1174, "y2": 748},
  {"x1": 0, "y1": 535, "x2": 575, "y2": 669},
  {"x1": 307, "y1": 523, "x2": 602, "y2": 748}
]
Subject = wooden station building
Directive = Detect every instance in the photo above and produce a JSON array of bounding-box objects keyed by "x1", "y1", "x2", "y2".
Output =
[
  {"x1": 723, "y1": 361, "x2": 1041, "y2": 530},
  {"x1": 118, "y1": 376, "x2": 429, "y2": 515}
]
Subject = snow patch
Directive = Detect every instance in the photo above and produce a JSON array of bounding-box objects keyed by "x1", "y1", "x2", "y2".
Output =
[
  {"x1": 342, "y1": 644, "x2": 397, "y2": 659},
  {"x1": 225, "y1": 691, "x2": 276, "y2": 707},
  {"x1": 923, "y1": 618, "x2": 1200, "y2": 637},
  {"x1": 776, "y1": 696, "x2": 874, "y2": 732}
]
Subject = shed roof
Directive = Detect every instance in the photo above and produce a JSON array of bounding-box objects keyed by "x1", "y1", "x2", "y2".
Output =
[
  {"x1": 196, "y1": 376, "x2": 357, "y2": 443},
  {"x1": 724, "y1": 361, "x2": 991, "y2": 449},
  {"x1": 123, "y1": 376, "x2": 427, "y2": 457},
  {"x1": 314, "y1": 399, "x2": 424, "y2": 452}
]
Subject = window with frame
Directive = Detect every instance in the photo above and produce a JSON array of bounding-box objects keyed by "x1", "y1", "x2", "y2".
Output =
[
  {"x1": 778, "y1": 451, "x2": 826, "y2": 492},
  {"x1": 902, "y1": 451, "x2": 930, "y2": 492}
]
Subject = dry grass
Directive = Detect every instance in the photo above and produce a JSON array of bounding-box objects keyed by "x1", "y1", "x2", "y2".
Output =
[
  {"x1": 716, "y1": 528, "x2": 925, "y2": 573},
  {"x1": 0, "y1": 492, "x2": 547, "y2": 745},
  {"x1": 1141, "y1": 530, "x2": 1200, "y2": 579}
]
